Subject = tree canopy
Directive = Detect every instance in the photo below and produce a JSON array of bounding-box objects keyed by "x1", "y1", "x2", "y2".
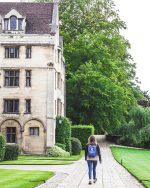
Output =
[{"x1": 35, "y1": 0, "x2": 144, "y2": 133}]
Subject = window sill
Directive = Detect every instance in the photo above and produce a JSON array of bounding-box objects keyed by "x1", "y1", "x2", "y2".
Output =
[
  {"x1": 6, "y1": 143, "x2": 17, "y2": 144},
  {"x1": 29, "y1": 135, "x2": 39, "y2": 137},
  {"x1": 3, "y1": 112, "x2": 19, "y2": 115},
  {"x1": 24, "y1": 113, "x2": 31, "y2": 115},
  {"x1": 4, "y1": 86, "x2": 19, "y2": 88}
]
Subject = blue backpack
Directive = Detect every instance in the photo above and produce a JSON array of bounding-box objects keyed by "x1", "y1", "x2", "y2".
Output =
[{"x1": 88, "y1": 144, "x2": 97, "y2": 157}]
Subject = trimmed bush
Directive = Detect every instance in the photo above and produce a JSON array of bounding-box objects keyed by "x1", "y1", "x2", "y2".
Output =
[
  {"x1": 55, "y1": 143, "x2": 66, "y2": 151},
  {"x1": 0, "y1": 134, "x2": 6, "y2": 161},
  {"x1": 71, "y1": 125, "x2": 94, "y2": 149},
  {"x1": 48, "y1": 145, "x2": 70, "y2": 157},
  {"x1": 71, "y1": 137, "x2": 82, "y2": 155},
  {"x1": 56, "y1": 117, "x2": 72, "y2": 153},
  {"x1": 4, "y1": 144, "x2": 19, "y2": 161}
]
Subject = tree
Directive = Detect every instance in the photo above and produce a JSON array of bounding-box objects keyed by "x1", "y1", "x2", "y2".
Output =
[
  {"x1": 67, "y1": 61, "x2": 136, "y2": 133},
  {"x1": 35, "y1": 0, "x2": 144, "y2": 133}
]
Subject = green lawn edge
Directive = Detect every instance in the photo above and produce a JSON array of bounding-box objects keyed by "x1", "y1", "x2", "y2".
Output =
[
  {"x1": 0, "y1": 168, "x2": 55, "y2": 188},
  {"x1": 0, "y1": 151, "x2": 84, "y2": 165},
  {"x1": 111, "y1": 146, "x2": 150, "y2": 188}
]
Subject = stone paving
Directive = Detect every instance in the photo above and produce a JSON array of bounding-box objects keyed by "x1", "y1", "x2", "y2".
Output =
[{"x1": 0, "y1": 135, "x2": 144, "y2": 188}]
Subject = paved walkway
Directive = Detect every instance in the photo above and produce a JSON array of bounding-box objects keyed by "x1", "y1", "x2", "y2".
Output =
[{"x1": 0, "y1": 135, "x2": 144, "y2": 188}]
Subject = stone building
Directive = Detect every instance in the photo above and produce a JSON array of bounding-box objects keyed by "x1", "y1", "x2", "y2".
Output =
[{"x1": 0, "y1": 1, "x2": 65, "y2": 155}]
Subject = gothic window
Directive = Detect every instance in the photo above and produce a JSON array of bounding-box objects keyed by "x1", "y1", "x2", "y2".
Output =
[{"x1": 10, "y1": 16, "x2": 17, "y2": 30}]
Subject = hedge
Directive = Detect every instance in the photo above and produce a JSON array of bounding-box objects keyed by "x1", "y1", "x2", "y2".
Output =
[
  {"x1": 4, "y1": 144, "x2": 19, "y2": 161},
  {"x1": 56, "y1": 117, "x2": 72, "y2": 153},
  {"x1": 71, "y1": 137, "x2": 82, "y2": 155},
  {"x1": 71, "y1": 125, "x2": 94, "y2": 149},
  {"x1": 0, "y1": 134, "x2": 6, "y2": 161}
]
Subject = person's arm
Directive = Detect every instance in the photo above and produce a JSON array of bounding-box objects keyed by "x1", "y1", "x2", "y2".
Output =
[
  {"x1": 85, "y1": 144, "x2": 88, "y2": 160},
  {"x1": 97, "y1": 144, "x2": 102, "y2": 163}
]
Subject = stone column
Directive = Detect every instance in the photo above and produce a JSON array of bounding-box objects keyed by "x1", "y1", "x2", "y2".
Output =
[{"x1": 46, "y1": 63, "x2": 55, "y2": 148}]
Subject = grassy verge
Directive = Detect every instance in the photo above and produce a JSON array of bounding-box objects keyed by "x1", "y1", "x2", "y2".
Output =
[
  {"x1": 0, "y1": 151, "x2": 84, "y2": 165},
  {"x1": 0, "y1": 168, "x2": 54, "y2": 188},
  {"x1": 111, "y1": 146, "x2": 150, "y2": 188}
]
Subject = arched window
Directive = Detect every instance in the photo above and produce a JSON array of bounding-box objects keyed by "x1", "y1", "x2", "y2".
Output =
[{"x1": 10, "y1": 16, "x2": 17, "y2": 30}]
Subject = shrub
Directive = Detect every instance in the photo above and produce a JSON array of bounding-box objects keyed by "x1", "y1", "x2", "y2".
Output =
[
  {"x1": 130, "y1": 106, "x2": 150, "y2": 129},
  {"x1": 119, "y1": 134, "x2": 139, "y2": 147},
  {"x1": 55, "y1": 143, "x2": 66, "y2": 151},
  {"x1": 0, "y1": 134, "x2": 6, "y2": 161},
  {"x1": 56, "y1": 117, "x2": 72, "y2": 153},
  {"x1": 71, "y1": 137, "x2": 82, "y2": 155},
  {"x1": 4, "y1": 144, "x2": 19, "y2": 161},
  {"x1": 48, "y1": 145, "x2": 70, "y2": 157},
  {"x1": 137, "y1": 126, "x2": 150, "y2": 148},
  {"x1": 71, "y1": 125, "x2": 94, "y2": 149}
]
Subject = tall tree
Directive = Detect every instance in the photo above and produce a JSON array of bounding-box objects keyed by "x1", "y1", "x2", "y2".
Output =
[{"x1": 35, "y1": 0, "x2": 144, "y2": 133}]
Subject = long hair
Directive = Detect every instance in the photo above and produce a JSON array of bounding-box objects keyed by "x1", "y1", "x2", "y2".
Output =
[{"x1": 88, "y1": 135, "x2": 97, "y2": 145}]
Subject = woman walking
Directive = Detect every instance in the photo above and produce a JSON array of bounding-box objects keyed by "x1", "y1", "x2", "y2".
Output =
[{"x1": 85, "y1": 135, "x2": 102, "y2": 184}]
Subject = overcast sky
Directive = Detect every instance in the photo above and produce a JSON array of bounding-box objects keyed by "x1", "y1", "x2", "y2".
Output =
[
  {"x1": 0, "y1": 0, "x2": 150, "y2": 92},
  {"x1": 114, "y1": 0, "x2": 150, "y2": 92}
]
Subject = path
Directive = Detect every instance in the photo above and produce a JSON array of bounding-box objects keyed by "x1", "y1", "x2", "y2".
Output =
[{"x1": 0, "y1": 135, "x2": 144, "y2": 188}]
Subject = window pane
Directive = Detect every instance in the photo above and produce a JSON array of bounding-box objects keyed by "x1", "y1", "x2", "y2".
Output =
[
  {"x1": 26, "y1": 47, "x2": 31, "y2": 58},
  {"x1": 26, "y1": 99, "x2": 31, "y2": 113},
  {"x1": 5, "y1": 48, "x2": 9, "y2": 58},
  {"x1": 6, "y1": 127, "x2": 16, "y2": 143},
  {"x1": 14, "y1": 100, "x2": 19, "y2": 112},
  {"x1": 5, "y1": 47, "x2": 19, "y2": 58},
  {"x1": 4, "y1": 99, "x2": 19, "y2": 113},
  {"x1": 4, "y1": 70, "x2": 19, "y2": 87},
  {"x1": 18, "y1": 19, "x2": 22, "y2": 31},
  {"x1": 10, "y1": 16, "x2": 17, "y2": 30},
  {"x1": 26, "y1": 70, "x2": 31, "y2": 87},
  {"x1": 30, "y1": 127, "x2": 39, "y2": 136},
  {"x1": 4, "y1": 19, "x2": 9, "y2": 30}
]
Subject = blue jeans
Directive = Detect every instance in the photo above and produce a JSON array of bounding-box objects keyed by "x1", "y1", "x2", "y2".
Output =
[{"x1": 87, "y1": 160, "x2": 97, "y2": 179}]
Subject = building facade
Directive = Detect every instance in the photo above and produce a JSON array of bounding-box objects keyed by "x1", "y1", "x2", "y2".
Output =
[{"x1": 0, "y1": 1, "x2": 65, "y2": 155}]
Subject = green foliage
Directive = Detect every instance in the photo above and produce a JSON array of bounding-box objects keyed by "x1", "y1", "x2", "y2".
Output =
[
  {"x1": 48, "y1": 145, "x2": 70, "y2": 157},
  {"x1": 68, "y1": 62, "x2": 136, "y2": 133},
  {"x1": 4, "y1": 144, "x2": 19, "y2": 161},
  {"x1": 56, "y1": 116, "x2": 72, "y2": 153},
  {"x1": 0, "y1": 134, "x2": 6, "y2": 161},
  {"x1": 71, "y1": 137, "x2": 82, "y2": 155},
  {"x1": 71, "y1": 125, "x2": 94, "y2": 149},
  {"x1": 130, "y1": 106, "x2": 150, "y2": 129},
  {"x1": 34, "y1": 0, "x2": 140, "y2": 133},
  {"x1": 137, "y1": 126, "x2": 150, "y2": 148},
  {"x1": 55, "y1": 143, "x2": 66, "y2": 151}
]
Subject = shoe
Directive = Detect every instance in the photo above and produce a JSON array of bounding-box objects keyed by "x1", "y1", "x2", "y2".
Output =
[
  {"x1": 89, "y1": 180, "x2": 92, "y2": 185},
  {"x1": 93, "y1": 178, "x2": 97, "y2": 183}
]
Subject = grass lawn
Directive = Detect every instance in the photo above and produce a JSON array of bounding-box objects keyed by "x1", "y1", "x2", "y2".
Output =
[
  {"x1": 111, "y1": 146, "x2": 150, "y2": 188},
  {"x1": 0, "y1": 168, "x2": 54, "y2": 188},
  {"x1": 0, "y1": 151, "x2": 84, "y2": 165}
]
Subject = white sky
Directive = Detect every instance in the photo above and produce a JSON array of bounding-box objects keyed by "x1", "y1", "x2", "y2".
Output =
[
  {"x1": 114, "y1": 0, "x2": 150, "y2": 92},
  {"x1": 0, "y1": 0, "x2": 150, "y2": 92}
]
